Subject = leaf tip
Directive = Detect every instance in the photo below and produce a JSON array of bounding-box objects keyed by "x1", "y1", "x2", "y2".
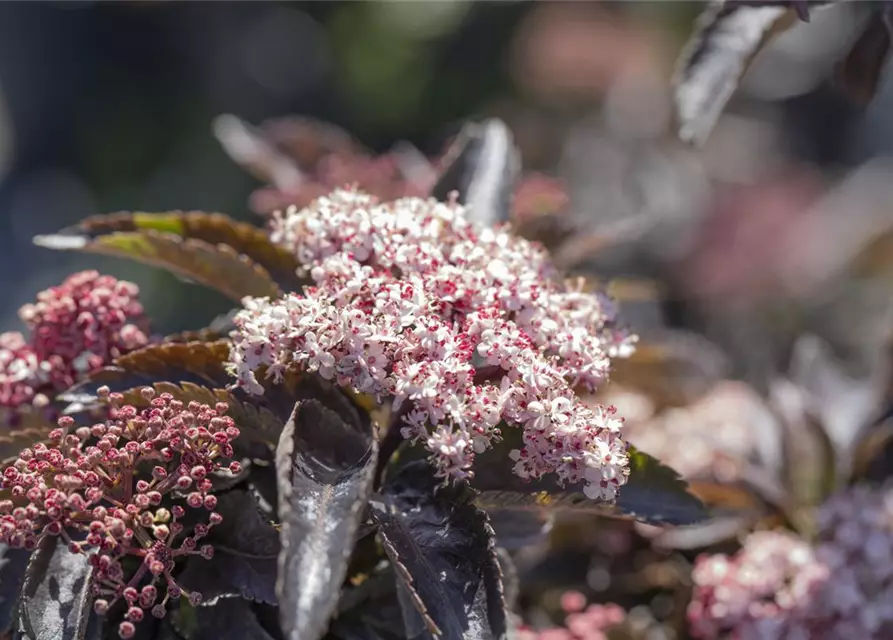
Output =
[{"x1": 33, "y1": 234, "x2": 88, "y2": 250}]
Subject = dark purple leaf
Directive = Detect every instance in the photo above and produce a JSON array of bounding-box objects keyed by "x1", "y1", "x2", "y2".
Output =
[
  {"x1": 370, "y1": 462, "x2": 508, "y2": 640},
  {"x1": 673, "y1": 2, "x2": 794, "y2": 145},
  {"x1": 835, "y1": 12, "x2": 892, "y2": 104},
  {"x1": 486, "y1": 510, "x2": 554, "y2": 551},
  {"x1": 275, "y1": 398, "x2": 378, "y2": 640},
  {"x1": 729, "y1": 1, "x2": 817, "y2": 22},
  {"x1": 472, "y1": 443, "x2": 708, "y2": 526},
  {"x1": 190, "y1": 597, "x2": 276, "y2": 640},
  {"x1": 328, "y1": 570, "x2": 405, "y2": 640},
  {"x1": 58, "y1": 340, "x2": 233, "y2": 408},
  {"x1": 14, "y1": 535, "x2": 93, "y2": 640},
  {"x1": 430, "y1": 119, "x2": 520, "y2": 228},
  {"x1": 178, "y1": 490, "x2": 280, "y2": 605},
  {"x1": 0, "y1": 544, "x2": 30, "y2": 634}
]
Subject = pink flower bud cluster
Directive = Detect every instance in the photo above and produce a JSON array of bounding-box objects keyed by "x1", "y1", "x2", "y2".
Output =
[
  {"x1": 0, "y1": 388, "x2": 239, "y2": 639},
  {"x1": 689, "y1": 482, "x2": 893, "y2": 639},
  {"x1": 688, "y1": 530, "x2": 829, "y2": 639},
  {"x1": 229, "y1": 189, "x2": 636, "y2": 500},
  {"x1": 0, "y1": 271, "x2": 150, "y2": 423},
  {"x1": 518, "y1": 591, "x2": 626, "y2": 640},
  {"x1": 0, "y1": 332, "x2": 43, "y2": 413}
]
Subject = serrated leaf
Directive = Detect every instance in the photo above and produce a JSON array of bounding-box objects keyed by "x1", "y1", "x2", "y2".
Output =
[
  {"x1": 276, "y1": 399, "x2": 378, "y2": 640},
  {"x1": 471, "y1": 440, "x2": 707, "y2": 526},
  {"x1": 673, "y1": 2, "x2": 795, "y2": 145},
  {"x1": 430, "y1": 119, "x2": 520, "y2": 228},
  {"x1": 15, "y1": 535, "x2": 92, "y2": 640},
  {"x1": 0, "y1": 545, "x2": 30, "y2": 634},
  {"x1": 178, "y1": 490, "x2": 280, "y2": 605},
  {"x1": 34, "y1": 230, "x2": 280, "y2": 302},
  {"x1": 59, "y1": 340, "x2": 233, "y2": 416},
  {"x1": 371, "y1": 461, "x2": 508, "y2": 640},
  {"x1": 37, "y1": 211, "x2": 304, "y2": 293}
]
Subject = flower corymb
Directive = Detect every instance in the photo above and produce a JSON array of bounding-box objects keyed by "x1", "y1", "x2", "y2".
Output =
[
  {"x1": 229, "y1": 189, "x2": 636, "y2": 500},
  {"x1": 0, "y1": 270, "x2": 150, "y2": 425},
  {"x1": 0, "y1": 388, "x2": 239, "y2": 639}
]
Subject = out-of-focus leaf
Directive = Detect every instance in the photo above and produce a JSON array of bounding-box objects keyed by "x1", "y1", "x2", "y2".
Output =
[
  {"x1": 430, "y1": 119, "x2": 520, "y2": 228},
  {"x1": 257, "y1": 115, "x2": 362, "y2": 171},
  {"x1": 728, "y1": 0, "x2": 815, "y2": 22},
  {"x1": 771, "y1": 383, "x2": 836, "y2": 511},
  {"x1": 673, "y1": 2, "x2": 796, "y2": 145},
  {"x1": 36, "y1": 211, "x2": 304, "y2": 292},
  {"x1": 784, "y1": 334, "x2": 883, "y2": 480},
  {"x1": 486, "y1": 509, "x2": 554, "y2": 551},
  {"x1": 607, "y1": 330, "x2": 730, "y2": 408},
  {"x1": 15, "y1": 536, "x2": 92, "y2": 640},
  {"x1": 641, "y1": 514, "x2": 756, "y2": 550},
  {"x1": 34, "y1": 230, "x2": 280, "y2": 302},
  {"x1": 275, "y1": 399, "x2": 378, "y2": 640},
  {"x1": 370, "y1": 461, "x2": 508, "y2": 640},
  {"x1": 213, "y1": 114, "x2": 305, "y2": 191},
  {"x1": 852, "y1": 419, "x2": 893, "y2": 483},
  {"x1": 0, "y1": 545, "x2": 29, "y2": 634},
  {"x1": 0, "y1": 414, "x2": 58, "y2": 466},
  {"x1": 835, "y1": 12, "x2": 892, "y2": 104},
  {"x1": 178, "y1": 490, "x2": 280, "y2": 605}
]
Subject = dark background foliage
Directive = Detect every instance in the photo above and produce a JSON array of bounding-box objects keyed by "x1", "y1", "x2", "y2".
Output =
[{"x1": 2, "y1": 0, "x2": 889, "y2": 339}]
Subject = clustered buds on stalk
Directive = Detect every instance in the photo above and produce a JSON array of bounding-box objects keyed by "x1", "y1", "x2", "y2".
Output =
[
  {"x1": 0, "y1": 271, "x2": 150, "y2": 422},
  {"x1": 229, "y1": 188, "x2": 636, "y2": 500},
  {"x1": 689, "y1": 481, "x2": 893, "y2": 639},
  {"x1": 0, "y1": 387, "x2": 239, "y2": 639}
]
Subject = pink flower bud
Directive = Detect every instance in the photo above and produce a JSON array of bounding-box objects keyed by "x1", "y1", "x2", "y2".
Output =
[{"x1": 118, "y1": 621, "x2": 136, "y2": 639}]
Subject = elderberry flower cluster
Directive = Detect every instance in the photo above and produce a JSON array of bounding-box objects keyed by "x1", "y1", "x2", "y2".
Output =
[
  {"x1": 229, "y1": 189, "x2": 636, "y2": 500},
  {"x1": 688, "y1": 530, "x2": 829, "y2": 639},
  {"x1": 0, "y1": 388, "x2": 240, "y2": 639},
  {"x1": 0, "y1": 271, "x2": 150, "y2": 424},
  {"x1": 690, "y1": 481, "x2": 893, "y2": 639},
  {"x1": 518, "y1": 592, "x2": 626, "y2": 640}
]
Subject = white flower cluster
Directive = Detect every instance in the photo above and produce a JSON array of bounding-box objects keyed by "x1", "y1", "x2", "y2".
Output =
[
  {"x1": 229, "y1": 189, "x2": 636, "y2": 499},
  {"x1": 690, "y1": 481, "x2": 893, "y2": 639}
]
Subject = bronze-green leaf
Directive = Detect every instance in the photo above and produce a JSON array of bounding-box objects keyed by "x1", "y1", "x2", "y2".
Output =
[
  {"x1": 36, "y1": 211, "x2": 303, "y2": 292},
  {"x1": 34, "y1": 230, "x2": 280, "y2": 302}
]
